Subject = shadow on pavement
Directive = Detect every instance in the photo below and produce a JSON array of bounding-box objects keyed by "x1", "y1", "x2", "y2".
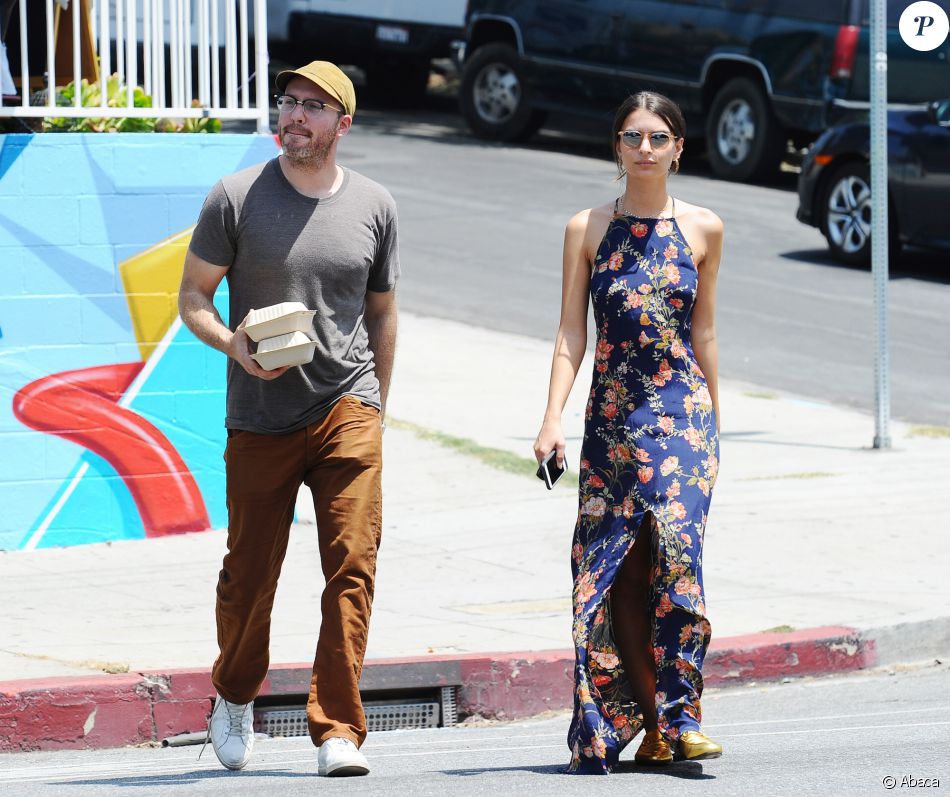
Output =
[
  {"x1": 614, "y1": 759, "x2": 716, "y2": 779},
  {"x1": 782, "y1": 247, "x2": 950, "y2": 285},
  {"x1": 61, "y1": 769, "x2": 314, "y2": 788},
  {"x1": 442, "y1": 759, "x2": 715, "y2": 779}
]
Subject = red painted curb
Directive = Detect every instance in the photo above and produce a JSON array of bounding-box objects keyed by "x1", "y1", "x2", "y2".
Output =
[
  {"x1": 0, "y1": 626, "x2": 874, "y2": 752},
  {"x1": 704, "y1": 626, "x2": 875, "y2": 685}
]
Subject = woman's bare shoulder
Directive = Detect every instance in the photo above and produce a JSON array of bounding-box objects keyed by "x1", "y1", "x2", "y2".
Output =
[
  {"x1": 566, "y1": 202, "x2": 614, "y2": 231},
  {"x1": 566, "y1": 203, "x2": 615, "y2": 263},
  {"x1": 676, "y1": 200, "x2": 724, "y2": 235},
  {"x1": 674, "y1": 201, "x2": 723, "y2": 266}
]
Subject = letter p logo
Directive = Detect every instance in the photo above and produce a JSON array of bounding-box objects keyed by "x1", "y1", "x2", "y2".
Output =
[
  {"x1": 900, "y1": 2, "x2": 949, "y2": 51},
  {"x1": 915, "y1": 15, "x2": 935, "y2": 36}
]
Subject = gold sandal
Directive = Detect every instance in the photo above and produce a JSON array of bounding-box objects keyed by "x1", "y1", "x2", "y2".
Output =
[
  {"x1": 677, "y1": 730, "x2": 722, "y2": 760},
  {"x1": 634, "y1": 729, "x2": 673, "y2": 765}
]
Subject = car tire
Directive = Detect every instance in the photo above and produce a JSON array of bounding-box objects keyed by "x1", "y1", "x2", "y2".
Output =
[
  {"x1": 819, "y1": 161, "x2": 899, "y2": 266},
  {"x1": 365, "y1": 62, "x2": 430, "y2": 106},
  {"x1": 459, "y1": 43, "x2": 546, "y2": 141},
  {"x1": 705, "y1": 77, "x2": 785, "y2": 182}
]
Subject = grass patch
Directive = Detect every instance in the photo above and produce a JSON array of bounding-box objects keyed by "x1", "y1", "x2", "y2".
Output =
[
  {"x1": 909, "y1": 425, "x2": 950, "y2": 439},
  {"x1": 743, "y1": 391, "x2": 778, "y2": 400},
  {"x1": 4, "y1": 649, "x2": 130, "y2": 674},
  {"x1": 761, "y1": 625, "x2": 796, "y2": 634},
  {"x1": 389, "y1": 418, "x2": 577, "y2": 487},
  {"x1": 739, "y1": 471, "x2": 837, "y2": 482}
]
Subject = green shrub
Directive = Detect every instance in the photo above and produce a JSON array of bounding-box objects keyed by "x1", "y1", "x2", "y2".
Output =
[{"x1": 42, "y1": 75, "x2": 220, "y2": 133}]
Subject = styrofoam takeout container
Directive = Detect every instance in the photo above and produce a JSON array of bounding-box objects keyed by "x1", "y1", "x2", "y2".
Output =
[
  {"x1": 243, "y1": 302, "x2": 316, "y2": 342},
  {"x1": 250, "y1": 331, "x2": 317, "y2": 370}
]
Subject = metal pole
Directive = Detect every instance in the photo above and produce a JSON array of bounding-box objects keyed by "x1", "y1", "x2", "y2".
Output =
[
  {"x1": 18, "y1": 0, "x2": 28, "y2": 106},
  {"x1": 116, "y1": 0, "x2": 125, "y2": 84},
  {"x1": 44, "y1": 0, "x2": 54, "y2": 105},
  {"x1": 238, "y1": 0, "x2": 248, "y2": 108},
  {"x1": 72, "y1": 0, "x2": 81, "y2": 106},
  {"x1": 126, "y1": 0, "x2": 136, "y2": 108},
  {"x1": 198, "y1": 0, "x2": 208, "y2": 105},
  {"x1": 99, "y1": 0, "x2": 110, "y2": 107},
  {"x1": 870, "y1": 0, "x2": 891, "y2": 449},
  {"x1": 254, "y1": 0, "x2": 268, "y2": 132},
  {"x1": 143, "y1": 0, "x2": 151, "y2": 97},
  {"x1": 211, "y1": 0, "x2": 219, "y2": 107},
  {"x1": 184, "y1": 0, "x2": 192, "y2": 104}
]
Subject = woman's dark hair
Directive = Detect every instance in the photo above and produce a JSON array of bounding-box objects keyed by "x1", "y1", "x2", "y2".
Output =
[{"x1": 612, "y1": 91, "x2": 686, "y2": 178}]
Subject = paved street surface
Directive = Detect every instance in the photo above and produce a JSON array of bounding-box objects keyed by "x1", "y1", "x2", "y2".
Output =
[
  {"x1": 342, "y1": 100, "x2": 950, "y2": 426},
  {"x1": 1, "y1": 664, "x2": 946, "y2": 795},
  {"x1": 1, "y1": 313, "x2": 948, "y2": 680}
]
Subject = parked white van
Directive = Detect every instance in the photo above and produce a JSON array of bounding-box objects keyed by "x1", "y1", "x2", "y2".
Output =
[{"x1": 270, "y1": 0, "x2": 466, "y2": 101}]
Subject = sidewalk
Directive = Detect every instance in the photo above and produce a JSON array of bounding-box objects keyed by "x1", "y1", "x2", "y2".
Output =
[{"x1": 2, "y1": 312, "x2": 948, "y2": 749}]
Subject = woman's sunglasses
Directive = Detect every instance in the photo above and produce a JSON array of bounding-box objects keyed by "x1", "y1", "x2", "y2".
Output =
[{"x1": 618, "y1": 130, "x2": 677, "y2": 149}]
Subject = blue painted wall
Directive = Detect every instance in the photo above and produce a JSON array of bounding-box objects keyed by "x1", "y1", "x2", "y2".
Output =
[{"x1": 0, "y1": 133, "x2": 278, "y2": 550}]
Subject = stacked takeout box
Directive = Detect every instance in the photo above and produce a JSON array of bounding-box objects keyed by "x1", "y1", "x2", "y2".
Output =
[{"x1": 244, "y1": 302, "x2": 318, "y2": 370}]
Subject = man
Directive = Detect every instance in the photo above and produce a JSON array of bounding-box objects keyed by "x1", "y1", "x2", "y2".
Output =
[{"x1": 178, "y1": 61, "x2": 398, "y2": 777}]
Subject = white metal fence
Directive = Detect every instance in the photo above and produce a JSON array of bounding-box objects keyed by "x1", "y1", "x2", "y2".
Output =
[{"x1": 0, "y1": 0, "x2": 269, "y2": 132}]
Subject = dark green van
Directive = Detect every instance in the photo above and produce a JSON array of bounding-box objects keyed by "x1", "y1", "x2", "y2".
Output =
[{"x1": 458, "y1": 0, "x2": 950, "y2": 181}]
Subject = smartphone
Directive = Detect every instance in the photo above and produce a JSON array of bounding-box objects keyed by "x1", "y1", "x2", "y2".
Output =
[{"x1": 536, "y1": 449, "x2": 568, "y2": 490}]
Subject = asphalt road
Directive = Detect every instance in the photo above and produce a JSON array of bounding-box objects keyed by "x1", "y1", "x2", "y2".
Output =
[
  {"x1": 1, "y1": 663, "x2": 946, "y2": 796},
  {"x1": 328, "y1": 98, "x2": 950, "y2": 427}
]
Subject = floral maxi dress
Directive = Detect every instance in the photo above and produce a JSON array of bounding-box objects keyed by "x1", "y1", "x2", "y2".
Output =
[{"x1": 567, "y1": 203, "x2": 719, "y2": 774}]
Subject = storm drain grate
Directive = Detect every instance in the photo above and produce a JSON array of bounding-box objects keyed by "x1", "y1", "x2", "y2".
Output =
[
  {"x1": 440, "y1": 686, "x2": 458, "y2": 727},
  {"x1": 255, "y1": 707, "x2": 309, "y2": 738},
  {"x1": 365, "y1": 700, "x2": 440, "y2": 732},
  {"x1": 255, "y1": 694, "x2": 453, "y2": 737}
]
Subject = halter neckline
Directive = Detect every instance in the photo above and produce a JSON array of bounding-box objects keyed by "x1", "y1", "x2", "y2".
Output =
[{"x1": 613, "y1": 196, "x2": 676, "y2": 220}]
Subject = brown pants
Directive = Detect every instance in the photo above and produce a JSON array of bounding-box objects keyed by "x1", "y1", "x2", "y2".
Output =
[{"x1": 211, "y1": 395, "x2": 382, "y2": 748}]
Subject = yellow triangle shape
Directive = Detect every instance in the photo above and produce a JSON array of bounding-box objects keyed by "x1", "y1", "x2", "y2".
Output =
[{"x1": 119, "y1": 227, "x2": 194, "y2": 360}]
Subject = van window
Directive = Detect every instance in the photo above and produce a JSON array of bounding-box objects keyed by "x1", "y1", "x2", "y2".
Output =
[{"x1": 713, "y1": 0, "x2": 851, "y2": 24}]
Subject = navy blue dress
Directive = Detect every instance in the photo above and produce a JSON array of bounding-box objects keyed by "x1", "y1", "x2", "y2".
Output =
[{"x1": 567, "y1": 201, "x2": 719, "y2": 774}]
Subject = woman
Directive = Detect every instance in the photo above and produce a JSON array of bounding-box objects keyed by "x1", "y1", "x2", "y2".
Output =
[{"x1": 534, "y1": 92, "x2": 724, "y2": 774}]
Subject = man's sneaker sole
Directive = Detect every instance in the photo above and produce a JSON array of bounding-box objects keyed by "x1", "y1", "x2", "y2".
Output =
[{"x1": 325, "y1": 763, "x2": 370, "y2": 777}]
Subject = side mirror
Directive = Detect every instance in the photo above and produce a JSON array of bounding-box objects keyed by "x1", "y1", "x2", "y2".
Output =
[{"x1": 930, "y1": 99, "x2": 950, "y2": 126}]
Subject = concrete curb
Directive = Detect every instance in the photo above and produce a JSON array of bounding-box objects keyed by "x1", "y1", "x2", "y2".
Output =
[{"x1": 1, "y1": 621, "x2": 945, "y2": 752}]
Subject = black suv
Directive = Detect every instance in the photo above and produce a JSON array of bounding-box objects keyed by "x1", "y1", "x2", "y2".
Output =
[{"x1": 458, "y1": 0, "x2": 950, "y2": 181}]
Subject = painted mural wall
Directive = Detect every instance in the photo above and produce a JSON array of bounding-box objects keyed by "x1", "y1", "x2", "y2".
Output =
[{"x1": 0, "y1": 132, "x2": 278, "y2": 550}]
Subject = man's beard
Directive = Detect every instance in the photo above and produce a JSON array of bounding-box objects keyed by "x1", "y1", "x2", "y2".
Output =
[{"x1": 280, "y1": 124, "x2": 336, "y2": 168}]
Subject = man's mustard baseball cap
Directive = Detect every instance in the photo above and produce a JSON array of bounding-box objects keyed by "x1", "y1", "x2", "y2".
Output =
[{"x1": 275, "y1": 61, "x2": 356, "y2": 117}]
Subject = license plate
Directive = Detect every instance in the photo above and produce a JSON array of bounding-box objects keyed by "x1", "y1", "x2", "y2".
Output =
[{"x1": 376, "y1": 24, "x2": 410, "y2": 45}]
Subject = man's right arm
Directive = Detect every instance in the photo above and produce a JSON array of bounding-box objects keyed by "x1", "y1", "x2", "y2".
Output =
[{"x1": 178, "y1": 250, "x2": 288, "y2": 380}]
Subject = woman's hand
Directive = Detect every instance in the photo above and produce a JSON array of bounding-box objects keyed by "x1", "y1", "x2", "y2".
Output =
[{"x1": 534, "y1": 417, "x2": 567, "y2": 469}]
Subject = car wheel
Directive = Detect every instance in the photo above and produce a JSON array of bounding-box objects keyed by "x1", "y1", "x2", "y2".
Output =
[
  {"x1": 459, "y1": 43, "x2": 545, "y2": 141},
  {"x1": 820, "y1": 162, "x2": 900, "y2": 266},
  {"x1": 822, "y1": 162, "x2": 872, "y2": 264},
  {"x1": 705, "y1": 77, "x2": 785, "y2": 182}
]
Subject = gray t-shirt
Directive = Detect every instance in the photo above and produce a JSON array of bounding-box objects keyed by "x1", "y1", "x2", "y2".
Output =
[{"x1": 189, "y1": 159, "x2": 399, "y2": 434}]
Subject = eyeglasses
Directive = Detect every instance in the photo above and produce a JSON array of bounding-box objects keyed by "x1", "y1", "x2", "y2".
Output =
[
  {"x1": 274, "y1": 94, "x2": 343, "y2": 116},
  {"x1": 618, "y1": 130, "x2": 676, "y2": 149}
]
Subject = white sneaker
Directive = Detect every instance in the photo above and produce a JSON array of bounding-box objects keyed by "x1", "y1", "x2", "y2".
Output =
[
  {"x1": 318, "y1": 737, "x2": 370, "y2": 777},
  {"x1": 207, "y1": 695, "x2": 254, "y2": 770}
]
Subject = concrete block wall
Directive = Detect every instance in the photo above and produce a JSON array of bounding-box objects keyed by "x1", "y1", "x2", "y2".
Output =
[{"x1": 0, "y1": 133, "x2": 278, "y2": 550}]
